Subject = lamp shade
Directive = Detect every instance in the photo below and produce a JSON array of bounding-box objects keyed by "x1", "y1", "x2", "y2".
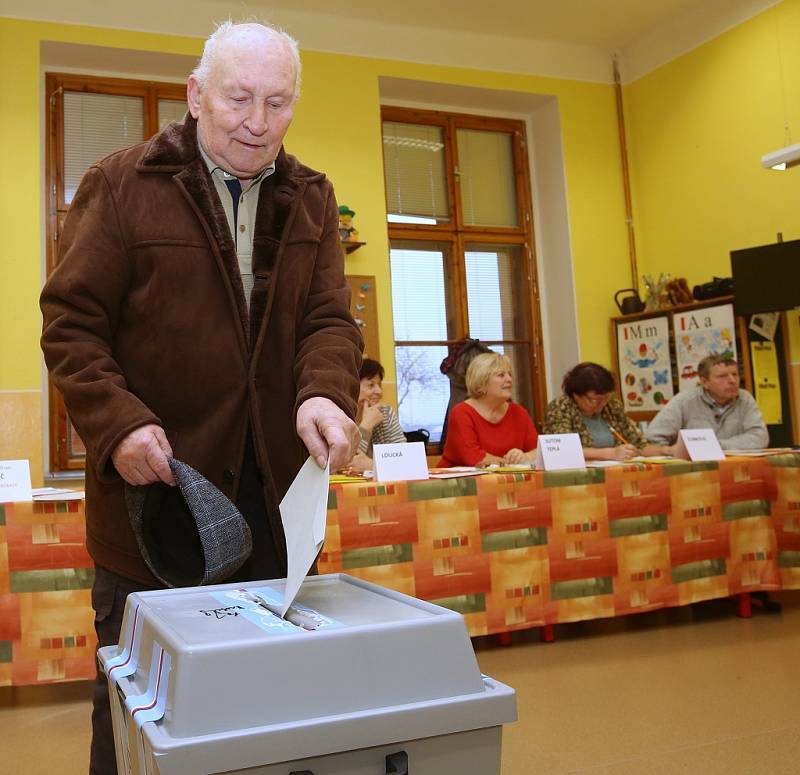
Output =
[{"x1": 761, "y1": 143, "x2": 800, "y2": 170}]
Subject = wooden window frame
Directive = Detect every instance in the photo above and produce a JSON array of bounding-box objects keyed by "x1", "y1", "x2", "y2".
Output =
[
  {"x1": 45, "y1": 72, "x2": 186, "y2": 472},
  {"x1": 382, "y1": 106, "x2": 546, "y2": 450}
]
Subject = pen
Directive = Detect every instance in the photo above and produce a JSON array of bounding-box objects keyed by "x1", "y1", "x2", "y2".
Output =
[{"x1": 608, "y1": 425, "x2": 629, "y2": 446}]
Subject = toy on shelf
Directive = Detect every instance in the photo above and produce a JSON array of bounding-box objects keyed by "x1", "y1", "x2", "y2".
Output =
[{"x1": 338, "y1": 204, "x2": 359, "y2": 242}]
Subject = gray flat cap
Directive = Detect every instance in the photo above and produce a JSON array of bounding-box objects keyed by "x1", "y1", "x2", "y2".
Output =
[{"x1": 126, "y1": 458, "x2": 253, "y2": 587}]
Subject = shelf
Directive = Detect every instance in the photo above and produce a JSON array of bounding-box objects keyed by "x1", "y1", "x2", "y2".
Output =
[
  {"x1": 610, "y1": 295, "x2": 734, "y2": 322},
  {"x1": 341, "y1": 240, "x2": 366, "y2": 254}
]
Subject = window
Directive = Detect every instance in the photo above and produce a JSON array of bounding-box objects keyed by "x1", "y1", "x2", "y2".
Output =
[
  {"x1": 45, "y1": 73, "x2": 186, "y2": 471},
  {"x1": 382, "y1": 107, "x2": 545, "y2": 444}
]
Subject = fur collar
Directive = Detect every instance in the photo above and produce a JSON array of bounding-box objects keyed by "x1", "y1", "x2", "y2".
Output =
[
  {"x1": 136, "y1": 114, "x2": 325, "y2": 183},
  {"x1": 136, "y1": 115, "x2": 319, "y2": 351}
]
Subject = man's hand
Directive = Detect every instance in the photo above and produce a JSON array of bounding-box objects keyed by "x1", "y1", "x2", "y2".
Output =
[
  {"x1": 297, "y1": 396, "x2": 360, "y2": 472},
  {"x1": 111, "y1": 424, "x2": 174, "y2": 486}
]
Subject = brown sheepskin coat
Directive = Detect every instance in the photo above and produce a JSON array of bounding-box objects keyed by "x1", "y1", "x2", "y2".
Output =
[{"x1": 40, "y1": 116, "x2": 362, "y2": 584}]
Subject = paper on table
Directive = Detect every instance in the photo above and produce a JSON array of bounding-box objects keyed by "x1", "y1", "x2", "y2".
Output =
[
  {"x1": 724, "y1": 448, "x2": 794, "y2": 457},
  {"x1": 278, "y1": 455, "x2": 330, "y2": 618},
  {"x1": 32, "y1": 487, "x2": 85, "y2": 501},
  {"x1": 429, "y1": 467, "x2": 489, "y2": 479}
]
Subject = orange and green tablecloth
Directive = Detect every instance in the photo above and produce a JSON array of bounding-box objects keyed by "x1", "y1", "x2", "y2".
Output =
[
  {"x1": 2, "y1": 455, "x2": 800, "y2": 685},
  {"x1": 317, "y1": 455, "x2": 800, "y2": 636}
]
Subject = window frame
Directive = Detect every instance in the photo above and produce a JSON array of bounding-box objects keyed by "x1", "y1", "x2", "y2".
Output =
[
  {"x1": 45, "y1": 72, "x2": 187, "y2": 472},
  {"x1": 381, "y1": 106, "x2": 546, "y2": 449}
]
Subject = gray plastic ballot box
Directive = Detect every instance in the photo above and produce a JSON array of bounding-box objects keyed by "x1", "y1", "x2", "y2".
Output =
[{"x1": 98, "y1": 573, "x2": 516, "y2": 775}]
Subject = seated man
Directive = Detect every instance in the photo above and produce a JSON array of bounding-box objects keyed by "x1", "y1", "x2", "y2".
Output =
[{"x1": 646, "y1": 354, "x2": 768, "y2": 450}]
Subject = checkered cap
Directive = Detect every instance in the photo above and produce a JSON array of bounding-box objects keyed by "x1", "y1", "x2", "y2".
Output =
[{"x1": 126, "y1": 458, "x2": 253, "y2": 587}]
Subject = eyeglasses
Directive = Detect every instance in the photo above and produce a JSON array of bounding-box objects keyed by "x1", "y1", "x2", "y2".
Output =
[{"x1": 582, "y1": 393, "x2": 612, "y2": 405}]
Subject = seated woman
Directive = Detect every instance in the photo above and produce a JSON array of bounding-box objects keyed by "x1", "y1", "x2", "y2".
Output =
[
  {"x1": 342, "y1": 358, "x2": 406, "y2": 473},
  {"x1": 439, "y1": 352, "x2": 538, "y2": 467},
  {"x1": 543, "y1": 362, "x2": 672, "y2": 461}
]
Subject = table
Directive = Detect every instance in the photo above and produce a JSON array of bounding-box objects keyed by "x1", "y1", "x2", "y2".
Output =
[
  {"x1": 318, "y1": 456, "x2": 800, "y2": 636},
  {"x1": 2, "y1": 455, "x2": 799, "y2": 685}
]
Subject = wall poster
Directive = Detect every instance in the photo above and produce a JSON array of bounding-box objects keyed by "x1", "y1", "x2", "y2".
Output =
[
  {"x1": 673, "y1": 303, "x2": 737, "y2": 392},
  {"x1": 751, "y1": 340, "x2": 782, "y2": 425},
  {"x1": 616, "y1": 315, "x2": 673, "y2": 411}
]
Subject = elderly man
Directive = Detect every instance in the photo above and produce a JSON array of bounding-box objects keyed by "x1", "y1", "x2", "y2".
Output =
[
  {"x1": 646, "y1": 354, "x2": 768, "y2": 450},
  {"x1": 40, "y1": 21, "x2": 361, "y2": 774}
]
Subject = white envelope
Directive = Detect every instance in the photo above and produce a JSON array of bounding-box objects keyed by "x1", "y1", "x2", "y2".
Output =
[{"x1": 278, "y1": 455, "x2": 330, "y2": 617}]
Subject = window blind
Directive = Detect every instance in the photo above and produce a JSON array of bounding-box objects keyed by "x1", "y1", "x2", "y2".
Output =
[
  {"x1": 457, "y1": 129, "x2": 518, "y2": 227},
  {"x1": 465, "y1": 245, "x2": 528, "y2": 340},
  {"x1": 63, "y1": 92, "x2": 144, "y2": 204},
  {"x1": 389, "y1": 246, "x2": 450, "y2": 341},
  {"x1": 158, "y1": 98, "x2": 187, "y2": 131},
  {"x1": 383, "y1": 122, "x2": 449, "y2": 221}
]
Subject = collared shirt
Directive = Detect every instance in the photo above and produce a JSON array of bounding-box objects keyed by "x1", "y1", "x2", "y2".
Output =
[
  {"x1": 700, "y1": 388, "x2": 735, "y2": 419},
  {"x1": 198, "y1": 144, "x2": 276, "y2": 312}
]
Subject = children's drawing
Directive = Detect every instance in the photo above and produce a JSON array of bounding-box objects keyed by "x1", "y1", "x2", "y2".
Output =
[{"x1": 616, "y1": 315, "x2": 673, "y2": 411}]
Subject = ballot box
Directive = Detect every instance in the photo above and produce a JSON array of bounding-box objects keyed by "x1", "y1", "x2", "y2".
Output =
[{"x1": 98, "y1": 573, "x2": 516, "y2": 775}]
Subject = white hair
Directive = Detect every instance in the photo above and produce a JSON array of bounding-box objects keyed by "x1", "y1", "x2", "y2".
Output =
[{"x1": 192, "y1": 20, "x2": 302, "y2": 97}]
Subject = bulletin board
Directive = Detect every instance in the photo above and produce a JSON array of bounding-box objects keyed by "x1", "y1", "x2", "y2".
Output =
[{"x1": 346, "y1": 274, "x2": 380, "y2": 360}]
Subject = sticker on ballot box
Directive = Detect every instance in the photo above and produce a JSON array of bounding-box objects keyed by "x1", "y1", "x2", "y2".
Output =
[{"x1": 207, "y1": 587, "x2": 344, "y2": 634}]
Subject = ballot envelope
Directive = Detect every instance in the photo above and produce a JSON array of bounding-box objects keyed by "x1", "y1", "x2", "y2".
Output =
[{"x1": 98, "y1": 573, "x2": 516, "y2": 775}]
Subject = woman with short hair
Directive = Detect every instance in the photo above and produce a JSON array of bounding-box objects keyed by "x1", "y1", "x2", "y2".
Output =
[
  {"x1": 438, "y1": 352, "x2": 538, "y2": 467},
  {"x1": 341, "y1": 358, "x2": 406, "y2": 473},
  {"x1": 543, "y1": 362, "x2": 671, "y2": 461}
]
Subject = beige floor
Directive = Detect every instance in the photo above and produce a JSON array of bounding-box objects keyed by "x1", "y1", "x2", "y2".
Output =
[{"x1": 2, "y1": 592, "x2": 798, "y2": 775}]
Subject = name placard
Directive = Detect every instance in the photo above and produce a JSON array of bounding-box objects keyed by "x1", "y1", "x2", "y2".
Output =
[
  {"x1": 0, "y1": 459, "x2": 33, "y2": 503},
  {"x1": 673, "y1": 428, "x2": 725, "y2": 461},
  {"x1": 534, "y1": 434, "x2": 586, "y2": 471},
  {"x1": 373, "y1": 442, "x2": 429, "y2": 482}
]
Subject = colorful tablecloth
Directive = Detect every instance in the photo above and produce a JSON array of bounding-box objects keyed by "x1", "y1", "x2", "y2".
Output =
[
  {"x1": 0, "y1": 498, "x2": 94, "y2": 686},
  {"x1": 2, "y1": 455, "x2": 799, "y2": 685},
  {"x1": 318, "y1": 456, "x2": 800, "y2": 637}
]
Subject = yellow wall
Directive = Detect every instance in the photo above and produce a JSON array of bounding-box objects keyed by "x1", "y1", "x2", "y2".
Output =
[
  {"x1": 625, "y1": 0, "x2": 800, "y2": 286},
  {"x1": 0, "y1": 16, "x2": 636, "y2": 481}
]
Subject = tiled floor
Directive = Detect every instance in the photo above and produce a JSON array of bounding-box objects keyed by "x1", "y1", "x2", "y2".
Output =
[{"x1": 2, "y1": 592, "x2": 799, "y2": 774}]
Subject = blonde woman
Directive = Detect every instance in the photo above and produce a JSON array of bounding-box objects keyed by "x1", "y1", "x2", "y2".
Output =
[{"x1": 439, "y1": 352, "x2": 538, "y2": 467}]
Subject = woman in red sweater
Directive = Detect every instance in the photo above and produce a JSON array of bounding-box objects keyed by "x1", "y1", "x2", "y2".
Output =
[{"x1": 439, "y1": 352, "x2": 538, "y2": 467}]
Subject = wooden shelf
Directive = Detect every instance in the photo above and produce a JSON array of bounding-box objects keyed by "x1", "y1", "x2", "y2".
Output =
[
  {"x1": 341, "y1": 240, "x2": 366, "y2": 254},
  {"x1": 610, "y1": 295, "x2": 735, "y2": 323}
]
